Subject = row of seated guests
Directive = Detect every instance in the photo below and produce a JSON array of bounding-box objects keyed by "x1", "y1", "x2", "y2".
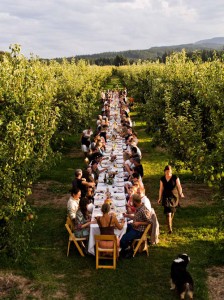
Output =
[
  {"x1": 81, "y1": 90, "x2": 135, "y2": 159},
  {"x1": 89, "y1": 114, "x2": 142, "y2": 176},
  {"x1": 80, "y1": 118, "x2": 109, "y2": 158},
  {"x1": 68, "y1": 89, "x2": 158, "y2": 257},
  {"x1": 75, "y1": 89, "x2": 127, "y2": 255},
  {"x1": 67, "y1": 187, "x2": 153, "y2": 258}
]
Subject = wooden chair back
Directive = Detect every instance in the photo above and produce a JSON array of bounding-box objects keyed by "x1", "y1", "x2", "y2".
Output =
[{"x1": 94, "y1": 235, "x2": 117, "y2": 269}]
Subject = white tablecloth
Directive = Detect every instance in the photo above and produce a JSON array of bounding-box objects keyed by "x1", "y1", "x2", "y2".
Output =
[{"x1": 87, "y1": 95, "x2": 129, "y2": 255}]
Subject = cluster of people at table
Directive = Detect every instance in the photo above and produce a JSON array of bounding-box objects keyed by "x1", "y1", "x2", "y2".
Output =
[{"x1": 67, "y1": 89, "x2": 183, "y2": 258}]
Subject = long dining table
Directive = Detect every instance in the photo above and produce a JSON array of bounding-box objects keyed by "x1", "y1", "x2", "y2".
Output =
[{"x1": 88, "y1": 94, "x2": 128, "y2": 255}]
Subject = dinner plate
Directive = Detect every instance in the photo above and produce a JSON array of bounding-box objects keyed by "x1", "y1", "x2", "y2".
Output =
[
  {"x1": 115, "y1": 207, "x2": 126, "y2": 214},
  {"x1": 116, "y1": 173, "x2": 124, "y2": 178},
  {"x1": 98, "y1": 180, "x2": 105, "y2": 183},
  {"x1": 94, "y1": 194, "x2": 104, "y2": 199},
  {"x1": 115, "y1": 195, "x2": 125, "y2": 200},
  {"x1": 116, "y1": 182, "x2": 124, "y2": 186},
  {"x1": 116, "y1": 164, "x2": 123, "y2": 168},
  {"x1": 116, "y1": 178, "x2": 124, "y2": 182}
]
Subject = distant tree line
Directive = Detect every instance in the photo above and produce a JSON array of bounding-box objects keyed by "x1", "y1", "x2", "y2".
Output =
[
  {"x1": 2, "y1": 48, "x2": 224, "y2": 66},
  {"x1": 81, "y1": 55, "x2": 135, "y2": 66},
  {"x1": 72, "y1": 49, "x2": 224, "y2": 66},
  {"x1": 158, "y1": 49, "x2": 224, "y2": 63}
]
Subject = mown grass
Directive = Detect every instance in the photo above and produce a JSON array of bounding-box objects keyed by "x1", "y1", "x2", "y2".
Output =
[{"x1": 0, "y1": 77, "x2": 223, "y2": 300}]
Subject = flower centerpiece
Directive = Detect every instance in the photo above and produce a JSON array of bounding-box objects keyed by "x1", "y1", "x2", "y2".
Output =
[{"x1": 104, "y1": 198, "x2": 112, "y2": 205}]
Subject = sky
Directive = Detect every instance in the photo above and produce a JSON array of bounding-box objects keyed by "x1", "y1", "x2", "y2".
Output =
[{"x1": 0, "y1": 0, "x2": 224, "y2": 59}]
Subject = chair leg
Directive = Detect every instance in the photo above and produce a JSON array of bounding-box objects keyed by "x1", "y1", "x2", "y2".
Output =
[
  {"x1": 145, "y1": 241, "x2": 149, "y2": 256},
  {"x1": 113, "y1": 250, "x2": 116, "y2": 269},
  {"x1": 133, "y1": 240, "x2": 149, "y2": 257},
  {"x1": 96, "y1": 245, "x2": 99, "y2": 269},
  {"x1": 67, "y1": 240, "x2": 71, "y2": 257},
  {"x1": 75, "y1": 241, "x2": 85, "y2": 257},
  {"x1": 133, "y1": 241, "x2": 142, "y2": 257}
]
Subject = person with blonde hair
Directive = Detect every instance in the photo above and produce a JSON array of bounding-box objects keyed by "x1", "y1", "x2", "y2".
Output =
[{"x1": 95, "y1": 203, "x2": 125, "y2": 257}]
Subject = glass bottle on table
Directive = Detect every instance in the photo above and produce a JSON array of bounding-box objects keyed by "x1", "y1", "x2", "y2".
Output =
[{"x1": 104, "y1": 172, "x2": 107, "y2": 184}]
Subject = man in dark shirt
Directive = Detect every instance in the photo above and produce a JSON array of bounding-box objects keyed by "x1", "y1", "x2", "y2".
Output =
[{"x1": 72, "y1": 169, "x2": 95, "y2": 196}]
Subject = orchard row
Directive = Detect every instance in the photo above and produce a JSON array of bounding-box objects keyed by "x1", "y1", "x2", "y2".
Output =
[
  {"x1": 117, "y1": 50, "x2": 224, "y2": 198},
  {"x1": 0, "y1": 45, "x2": 112, "y2": 258}
]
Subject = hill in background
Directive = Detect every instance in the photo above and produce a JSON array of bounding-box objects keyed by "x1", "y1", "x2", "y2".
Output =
[{"x1": 73, "y1": 37, "x2": 224, "y2": 63}]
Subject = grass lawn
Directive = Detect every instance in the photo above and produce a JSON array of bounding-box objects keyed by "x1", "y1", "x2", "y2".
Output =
[{"x1": 0, "y1": 78, "x2": 223, "y2": 300}]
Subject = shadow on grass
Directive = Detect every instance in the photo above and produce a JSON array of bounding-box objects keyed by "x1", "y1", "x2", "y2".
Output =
[{"x1": 39, "y1": 155, "x2": 85, "y2": 184}]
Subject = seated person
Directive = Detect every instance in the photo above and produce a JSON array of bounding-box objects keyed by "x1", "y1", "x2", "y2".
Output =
[
  {"x1": 82, "y1": 166, "x2": 95, "y2": 184},
  {"x1": 99, "y1": 124, "x2": 108, "y2": 143},
  {"x1": 88, "y1": 146, "x2": 101, "y2": 163},
  {"x1": 86, "y1": 186, "x2": 94, "y2": 203},
  {"x1": 136, "y1": 188, "x2": 152, "y2": 212},
  {"x1": 132, "y1": 157, "x2": 144, "y2": 178},
  {"x1": 119, "y1": 124, "x2": 128, "y2": 138},
  {"x1": 81, "y1": 127, "x2": 93, "y2": 157},
  {"x1": 124, "y1": 172, "x2": 144, "y2": 194},
  {"x1": 124, "y1": 127, "x2": 133, "y2": 142},
  {"x1": 131, "y1": 133, "x2": 138, "y2": 145},
  {"x1": 130, "y1": 145, "x2": 141, "y2": 159},
  {"x1": 74, "y1": 197, "x2": 94, "y2": 239},
  {"x1": 91, "y1": 160, "x2": 108, "y2": 183},
  {"x1": 104, "y1": 117, "x2": 109, "y2": 126},
  {"x1": 126, "y1": 186, "x2": 138, "y2": 214},
  {"x1": 82, "y1": 165, "x2": 96, "y2": 196},
  {"x1": 123, "y1": 156, "x2": 136, "y2": 177},
  {"x1": 95, "y1": 140, "x2": 105, "y2": 156},
  {"x1": 124, "y1": 137, "x2": 134, "y2": 153},
  {"x1": 91, "y1": 160, "x2": 100, "y2": 182},
  {"x1": 90, "y1": 133, "x2": 100, "y2": 149},
  {"x1": 120, "y1": 194, "x2": 152, "y2": 257},
  {"x1": 72, "y1": 169, "x2": 95, "y2": 197},
  {"x1": 67, "y1": 187, "x2": 81, "y2": 226},
  {"x1": 95, "y1": 203, "x2": 125, "y2": 257},
  {"x1": 96, "y1": 115, "x2": 102, "y2": 127}
]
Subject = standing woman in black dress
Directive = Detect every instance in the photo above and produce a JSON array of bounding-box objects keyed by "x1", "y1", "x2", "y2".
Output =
[{"x1": 158, "y1": 165, "x2": 184, "y2": 233}]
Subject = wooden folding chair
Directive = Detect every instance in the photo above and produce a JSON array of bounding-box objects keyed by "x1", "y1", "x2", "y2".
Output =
[
  {"x1": 94, "y1": 235, "x2": 117, "y2": 269},
  {"x1": 132, "y1": 223, "x2": 152, "y2": 257},
  {"x1": 65, "y1": 216, "x2": 87, "y2": 257}
]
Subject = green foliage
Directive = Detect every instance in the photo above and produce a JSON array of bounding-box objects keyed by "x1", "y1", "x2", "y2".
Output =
[
  {"x1": 0, "y1": 45, "x2": 59, "y2": 258},
  {"x1": 0, "y1": 45, "x2": 112, "y2": 260},
  {"x1": 52, "y1": 60, "x2": 112, "y2": 149},
  {"x1": 117, "y1": 51, "x2": 224, "y2": 205}
]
